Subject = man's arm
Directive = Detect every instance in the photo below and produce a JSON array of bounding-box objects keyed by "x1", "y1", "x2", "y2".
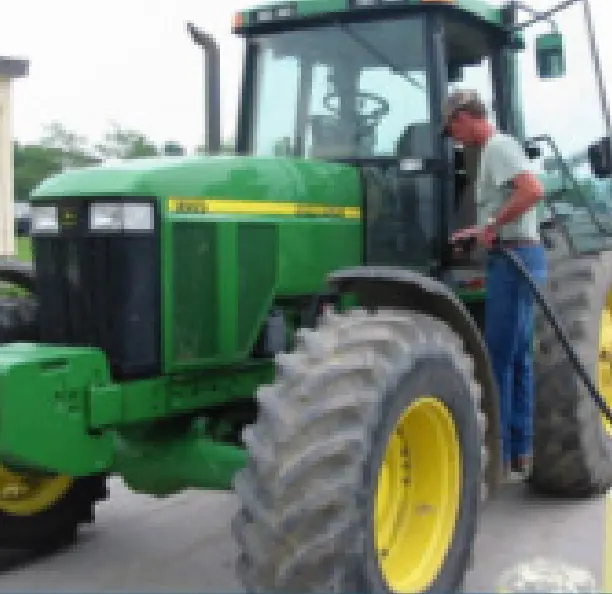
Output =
[
  {"x1": 451, "y1": 137, "x2": 545, "y2": 246},
  {"x1": 489, "y1": 171, "x2": 545, "y2": 230}
]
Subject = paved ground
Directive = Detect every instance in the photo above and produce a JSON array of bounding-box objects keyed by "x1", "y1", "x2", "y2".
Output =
[{"x1": 0, "y1": 477, "x2": 606, "y2": 592}]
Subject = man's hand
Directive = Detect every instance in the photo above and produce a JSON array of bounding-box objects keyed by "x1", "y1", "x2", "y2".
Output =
[{"x1": 451, "y1": 224, "x2": 497, "y2": 249}]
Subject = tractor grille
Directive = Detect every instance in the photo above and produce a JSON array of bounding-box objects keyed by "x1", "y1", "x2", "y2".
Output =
[{"x1": 32, "y1": 201, "x2": 161, "y2": 380}]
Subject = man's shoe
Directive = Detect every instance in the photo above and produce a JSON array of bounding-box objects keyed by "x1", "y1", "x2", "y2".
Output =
[
  {"x1": 511, "y1": 454, "x2": 532, "y2": 478},
  {"x1": 502, "y1": 462, "x2": 516, "y2": 483}
]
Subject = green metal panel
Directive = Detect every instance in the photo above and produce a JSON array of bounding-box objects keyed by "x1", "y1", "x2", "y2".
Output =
[
  {"x1": 237, "y1": 223, "x2": 279, "y2": 348},
  {"x1": 277, "y1": 220, "x2": 362, "y2": 295},
  {"x1": 171, "y1": 221, "x2": 218, "y2": 363},
  {"x1": 0, "y1": 342, "x2": 267, "y2": 488},
  {"x1": 89, "y1": 365, "x2": 274, "y2": 429},
  {"x1": 536, "y1": 32, "x2": 564, "y2": 51},
  {"x1": 31, "y1": 157, "x2": 361, "y2": 207},
  {"x1": 298, "y1": 0, "x2": 347, "y2": 15},
  {"x1": 166, "y1": 220, "x2": 280, "y2": 371},
  {"x1": 458, "y1": 288, "x2": 486, "y2": 303},
  {"x1": 165, "y1": 213, "x2": 359, "y2": 371},
  {"x1": 112, "y1": 421, "x2": 247, "y2": 496},
  {"x1": 0, "y1": 343, "x2": 113, "y2": 476},
  {"x1": 160, "y1": 158, "x2": 362, "y2": 371},
  {"x1": 217, "y1": 223, "x2": 239, "y2": 360}
]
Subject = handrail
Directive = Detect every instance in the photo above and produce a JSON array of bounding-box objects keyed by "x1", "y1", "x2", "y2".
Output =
[{"x1": 527, "y1": 135, "x2": 612, "y2": 227}]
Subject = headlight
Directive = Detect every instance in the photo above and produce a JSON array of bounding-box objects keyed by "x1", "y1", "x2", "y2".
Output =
[
  {"x1": 89, "y1": 203, "x2": 154, "y2": 232},
  {"x1": 31, "y1": 206, "x2": 59, "y2": 234},
  {"x1": 90, "y1": 204, "x2": 123, "y2": 231},
  {"x1": 123, "y1": 203, "x2": 154, "y2": 231}
]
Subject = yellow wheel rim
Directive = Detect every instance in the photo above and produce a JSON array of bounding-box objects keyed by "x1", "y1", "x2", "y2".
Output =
[
  {"x1": 0, "y1": 465, "x2": 72, "y2": 515},
  {"x1": 375, "y1": 396, "x2": 461, "y2": 593},
  {"x1": 599, "y1": 290, "x2": 612, "y2": 436}
]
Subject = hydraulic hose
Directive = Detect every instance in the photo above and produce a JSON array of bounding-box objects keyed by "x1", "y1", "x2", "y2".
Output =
[{"x1": 456, "y1": 236, "x2": 612, "y2": 424}]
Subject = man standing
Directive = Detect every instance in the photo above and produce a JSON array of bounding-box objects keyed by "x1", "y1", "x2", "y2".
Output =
[{"x1": 444, "y1": 89, "x2": 547, "y2": 479}]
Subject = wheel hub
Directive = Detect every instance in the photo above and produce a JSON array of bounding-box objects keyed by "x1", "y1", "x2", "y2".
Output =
[
  {"x1": 0, "y1": 465, "x2": 72, "y2": 515},
  {"x1": 598, "y1": 292, "x2": 612, "y2": 435},
  {"x1": 375, "y1": 396, "x2": 462, "y2": 592}
]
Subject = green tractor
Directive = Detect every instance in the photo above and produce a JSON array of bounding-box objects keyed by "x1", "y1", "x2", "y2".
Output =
[{"x1": 2, "y1": 0, "x2": 612, "y2": 591}]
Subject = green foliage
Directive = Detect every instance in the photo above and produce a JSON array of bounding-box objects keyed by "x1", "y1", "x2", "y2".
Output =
[
  {"x1": 16, "y1": 237, "x2": 32, "y2": 262},
  {"x1": 94, "y1": 122, "x2": 159, "y2": 160},
  {"x1": 163, "y1": 141, "x2": 185, "y2": 156},
  {"x1": 195, "y1": 140, "x2": 236, "y2": 155},
  {"x1": 39, "y1": 121, "x2": 93, "y2": 161},
  {"x1": 14, "y1": 122, "x2": 101, "y2": 201},
  {"x1": 14, "y1": 121, "x2": 189, "y2": 201},
  {"x1": 14, "y1": 142, "x2": 99, "y2": 202}
]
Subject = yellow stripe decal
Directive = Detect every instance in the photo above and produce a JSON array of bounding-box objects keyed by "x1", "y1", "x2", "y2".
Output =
[{"x1": 168, "y1": 198, "x2": 361, "y2": 219}]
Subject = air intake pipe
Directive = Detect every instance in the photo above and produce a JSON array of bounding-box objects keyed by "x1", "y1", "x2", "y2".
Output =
[{"x1": 187, "y1": 22, "x2": 221, "y2": 155}]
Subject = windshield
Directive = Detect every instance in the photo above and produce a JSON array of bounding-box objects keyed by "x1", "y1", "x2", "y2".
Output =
[{"x1": 249, "y1": 16, "x2": 432, "y2": 159}]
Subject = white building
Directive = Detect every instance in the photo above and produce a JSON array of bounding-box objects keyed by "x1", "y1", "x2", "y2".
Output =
[{"x1": 0, "y1": 57, "x2": 29, "y2": 257}]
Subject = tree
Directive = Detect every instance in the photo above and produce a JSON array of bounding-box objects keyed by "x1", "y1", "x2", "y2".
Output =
[
  {"x1": 162, "y1": 141, "x2": 185, "y2": 156},
  {"x1": 13, "y1": 122, "x2": 100, "y2": 200},
  {"x1": 39, "y1": 121, "x2": 98, "y2": 169},
  {"x1": 94, "y1": 123, "x2": 159, "y2": 160},
  {"x1": 13, "y1": 143, "x2": 59, "y2": 200},
  {"x1": 195, "y1": 139, "x2": 236, "y2": 155}
]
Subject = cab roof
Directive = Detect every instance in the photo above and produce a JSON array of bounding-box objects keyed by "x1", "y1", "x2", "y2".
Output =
[{"x1": 233, "y1": 0, "x2": 511, "y2": 33}]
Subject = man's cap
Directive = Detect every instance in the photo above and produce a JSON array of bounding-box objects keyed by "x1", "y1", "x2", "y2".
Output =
[{"x1": 442, "y1": 89, "x2": 486, "y2": 134}]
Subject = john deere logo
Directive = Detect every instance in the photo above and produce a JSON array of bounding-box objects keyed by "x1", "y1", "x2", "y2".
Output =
[{"x1": 61, "y1": 209, "x2": 78, "y2": 227}]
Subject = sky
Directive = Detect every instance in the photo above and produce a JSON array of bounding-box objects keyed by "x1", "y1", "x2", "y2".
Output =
[
  {"x1": 2, "y1": 0, "x2": 612, "y2": 155},
  {"x1": 1, "y1": 0, "x2": 254, "y2": 151}
]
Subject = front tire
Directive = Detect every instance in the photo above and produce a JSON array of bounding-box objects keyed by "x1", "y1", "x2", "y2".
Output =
[
  {"x1": 0, "y1": 268, "x2": 107, "y2": 552},
  {"x1": 232, "y1": 308, "x2": 488, "y2": 592},
  {"x1": 0, "y1": 470, "x2": 107, "y2": 551}
]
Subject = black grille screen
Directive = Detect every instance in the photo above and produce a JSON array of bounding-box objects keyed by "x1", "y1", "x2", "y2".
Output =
[{"x1": 32, "y1": 202, "x2": 161, "y2": 380}]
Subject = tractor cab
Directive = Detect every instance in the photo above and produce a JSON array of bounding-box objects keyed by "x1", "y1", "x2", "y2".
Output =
[{"x1": 231, "y1": 0, "x2": 612, "y2": 276}]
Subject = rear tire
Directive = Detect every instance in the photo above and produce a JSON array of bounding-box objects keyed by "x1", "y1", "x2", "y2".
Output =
[
  {"x1": 232, "y1": 307, "x2": 488, "y2": 592},
  {"x1": 532, "y1": 248, "x2": 612, "y2": 496}
]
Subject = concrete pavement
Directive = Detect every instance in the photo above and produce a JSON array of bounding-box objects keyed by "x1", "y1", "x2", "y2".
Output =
[{"x1": 0, "y1": 477, "x2": 606, "y2": 592}]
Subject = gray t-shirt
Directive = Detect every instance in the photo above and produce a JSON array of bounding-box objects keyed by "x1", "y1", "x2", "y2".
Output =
[{"x1": 475, "y1": 131, "x2": 540, "y2": 241}]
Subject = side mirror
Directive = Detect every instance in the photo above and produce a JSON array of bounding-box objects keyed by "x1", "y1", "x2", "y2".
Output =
[
  {"x1": 535, "y1": 32, "x2": 566, "y2": 79},
  {"x1": 588, "y1": 137, "x2": 612, "y2": 178}
]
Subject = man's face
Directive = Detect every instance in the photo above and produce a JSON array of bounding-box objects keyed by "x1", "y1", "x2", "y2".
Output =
[{"x1": 447, "y1": 110, "x2": 476, "y2": 145}]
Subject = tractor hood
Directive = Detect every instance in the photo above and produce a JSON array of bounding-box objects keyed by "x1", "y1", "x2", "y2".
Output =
[{"x1": 30, "y1": 155, "x2": 361, "y2": 210}]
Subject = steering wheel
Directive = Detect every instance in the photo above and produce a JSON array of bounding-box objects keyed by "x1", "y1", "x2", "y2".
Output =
[{"x1": 322, "y1": 91, "x2": 390, "y2": 126}]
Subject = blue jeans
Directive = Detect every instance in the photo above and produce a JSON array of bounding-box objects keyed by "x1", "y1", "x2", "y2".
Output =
[{"x1": 485, "y1": 244, "x2": 547, "y2": 467}]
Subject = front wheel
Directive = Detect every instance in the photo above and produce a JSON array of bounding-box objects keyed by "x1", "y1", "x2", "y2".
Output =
[
  {"x1": 232, "y1": 308, "x2": 488, "y2": 592},
  {"x1": 0, "y1": 266, "x2": 107, "y2": 552},
  {"x1": 0, "y1": 467, "x2": 107, "y2": 551}
]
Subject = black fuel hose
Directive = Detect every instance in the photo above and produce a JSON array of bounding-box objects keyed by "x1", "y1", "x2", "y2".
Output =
[{"x1": 454, "y1": 236, "x2": 612, "y2": 424}]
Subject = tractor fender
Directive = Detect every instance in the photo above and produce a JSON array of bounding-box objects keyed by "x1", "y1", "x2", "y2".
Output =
[{"x1": 327, "y1": 265, "x2": 502, "y2": 494}]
